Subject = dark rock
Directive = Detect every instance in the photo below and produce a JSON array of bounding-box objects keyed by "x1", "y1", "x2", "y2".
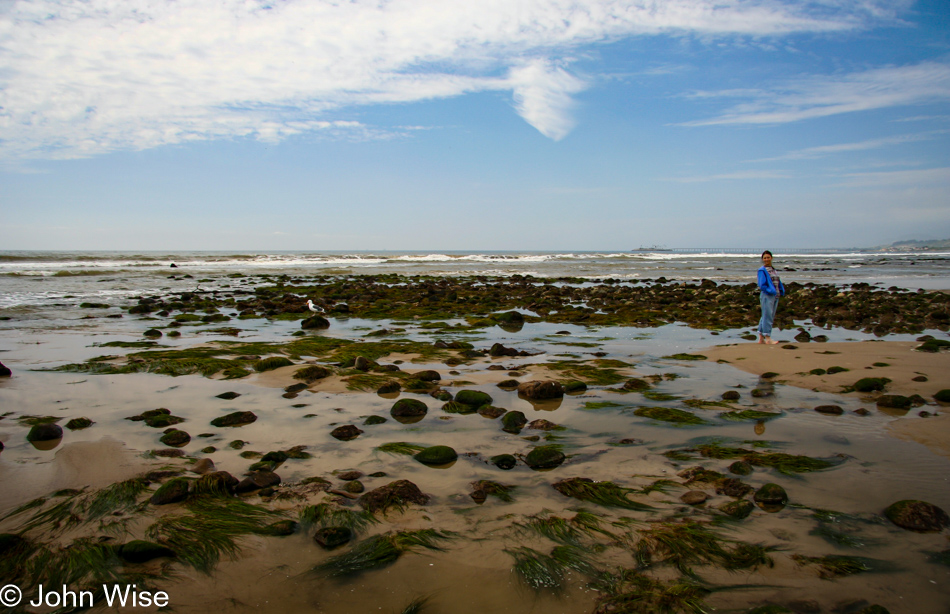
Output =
[
  {"x1": 284, "y1": 383, "x2": 308, "y2": 393},
  {"x1": 525, "y1": 445, "x2": 565, "y2": 469},
  {"x1": 729, "y1": 461, "x2": 753, "y2": 476},
  {"x1": 342, "y1": 480, "x2": 364, "y2": 494},
  {"x1": 721, "y1": 390, "x2": 740, "y2": 401},
  {"x1": 517, "y1": 380, "x2": 564, "y2": 399},
  {"x1": 26, "y1": 423, "x2": 63, "y2": 442},
  {"x1": 337, "y1": 470, "x2": 363, "y2": 481},
  {"x1": 330, "y1": 425, "x2": 363, "y2": 441},
  {"x1": 235, "y1": 471, "x2": 281, "y2": 494},
  {"x1": 716, "y1": 478, "x2": 753, "y2": 498},
  {"x1": 144, "y1": 412, "x2": 185, "y2": 428},
  {"x1": 358, "y1": 479, "x2": 429, "y2": 514},
  {"x1": 912, "y1": 375, "x2": 929, "y2": 382},
  {"x1": 301, "y1": 315, "x2": 330, "y2": 329},
  {"x1": 527, "y1": 419, "x2": 560, "y2": 431},
  {"x1": 390, "y1": 398, "x2": 428, "y2": 420},
  {"x1": 681, "y1": 490, "x2": 708, "y2": 505},
  {"x1": 314, "y1": 527, "x2": 353, "y2": 549},
  {"x1": 210, "y1": 411, "x2": 257, "y2": 427},
  {"x1": 414, "y1": 370, "x2": 441, "y2": 382},
  {"x1": 159, "y1": 429, "x2": 190, "y2": 447},
  {"x1": 884, "y1": 500, "x2": 949, "y2": 532},
  {"x1": 750, "y1": 388, "x2": 773, "y2": 398},
  {"x1": 877, "y1": 395, "x2": 911, "y2": 409},
  {"x1": 264, "y1": 520, "x2": 298, "y2": 536},
  {"x1": 376, "y1": 381, "x2": 401, "y2": 394},
  {"x1": 150, "y1": 478, "x2": 191, "y2": 505},
  {"x1": 151, "y1": 448, "x2": 186, "y2": 458},
  {"x1": 718, "y1": 499, "x2": 755, "y2": 519},
  {"x1": 442, "y1": 401, "x2": 476, "y2": 414},
  {"x1": 414, "y1": 445, "x2": 458, "y2": 465},
  {"x1": 491, "y1": 454, "x2": 517, "y2": 470},
  {"x1": 65, "y1": 417, "x2": 94, "y2": 430},
  {"x1": 497, "y1": 379, "x2": 520, "y2": 390},
  {"x1": 815, "y1": 404, "x2": 844, "y2": 415},
  {"x1": 934, "y1": 389, "x2": 950, "y2": 403},
  {"x1": 501, "y1": 410, "x2": 527, "y2": 433},
  {"x1": 754, "y1": 483, "x2": 788, "y2": 509},
  {"x1": 294, "y1": 365, "x2": 332, "y2": 382},
  {"x1": 191, "y1": 458, "x2": 215, "y2": 474},
  {"x1": 117, "y1": 540, "x2": 176, "y2": 563},
  {"x1": 143, "y1": 329, "x2": 163, "y2": 338},
  {"x1": 853, "y1": 408, "x2": 871, "y2": 416},
  {"x1": 363, "y1": 415, "x2": 387, "y2": 425},
  {"x1": 477, "y1": 405, "x2": 506, "y2": 419},
  {"x1": 622, "y1": 378, "x2": 651, "y2": 391},
  {"x1": 194, "y1": 471, "x2": 239, "y2": 496},
  {"x1": 0, "y1": 361, "x2": 10, "y2": 377},
  {"x1": 490, "y1": 343, "x2": 521, "y2": 357},
  {"x1": 216, "y1": 391, "x2": 241, "y2": 400}
]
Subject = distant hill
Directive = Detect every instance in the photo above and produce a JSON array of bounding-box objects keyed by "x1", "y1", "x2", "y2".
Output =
[{"x1": 879, "y1": 239, "x2": 950, "y2": 251}]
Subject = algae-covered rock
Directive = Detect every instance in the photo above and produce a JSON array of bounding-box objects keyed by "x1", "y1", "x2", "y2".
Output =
[
  {"x1": 853, "y1": 377, "x2": 890, "y2": 392},
  {"x1": 562, "y1": 380, "x2": 587, "y2": 393},
  {"x1": 194, "y1": 471, "x2": 239, "y2": 496},
  {"x1": 150, "y1": 477, "x2": 191, "y2": 505},
  {"x1": 235, "y1": 471, "x2": 281, "y2": 494},
  {"x1": 314, "y1": 526, "x2": 353, "y2": 549},
  {"x1": 477, "y1": 405, "x2": 506, "y2": 419},
  {"x1": 413, "y1": 445, "x2": 458, "y2": 465},
  {"x1": 159, "y1": 429, "x2": 191, "y2": 447},
  {"x1": 525, "y1": 445, "x2": 566, "y2": 469},
  {"x1": 622, "y1": 378, "x2": 651, "y2": 391},
  {"x1": 390, "y1": 398, "x2": 428, "y2": 419},
  {"x1": 681, "y1": 490, "x2": 708, "y2": 505},
  {"x1": 633, "y1": 406, "x2": 707, "y2": 425},
  {"x1": 517, "y1": 380, "x2": 564, "y2": 399},
  {"x1": 876, "y1": 395, "x2": 911, "y2": 409},
  {"x1": 65, "y1": 417, "x2": 94, "y2": 430},
  {"x1": 754, "y1": 483, "x2": 788, "y2": 509},
  {"x1": 934, "y1": 389, "x2": 950, "y2": 403},
  {"x1": 211, "y1": 411, "x2": 258, "y2": 427},
  {"x1": 358, "y1": 479, "x2": 429, "y2": 514},
  {"x1": 501, "y1": 410, "x2": 527, "y2": 433},
  {"x1": 884, "y1": 500, "x2": 949, "y2": 532},
  {"x1": 815, "y1": 405, "x2": 844, "y2": 415},
  {"x1": 294, "y1": 365, "x2": 332, "y2": 383},
  {"x1": 117, "y1": 540, "x2": 176, "y2": 563},
  {"x1": 491, "y1": 454, "x2": 517, "y2": 470},
  {"x1": 441, "y1": 401, "x2": 477, "y2": 414},
  {"x1": 301, "y1": 315, "x2": 330, "y2": 329},
  {"x1": 216, "y1": 391, "x2": 241, "y2": 400},
  {"x1": 364, "y1": 415, "x2": 387, "y2": 425},
  {"x1": 718, "y1": 499, "x2": 755, "y2": 519},
  {"x1": 413, "y1": 370, "x2": 441, "y2": 382},
  {"x1": 527, "y1": 419, "x2": 561, "y2": 431},
  {"x1": 376, "y1": 380, "x2": 401, "y2": 395},
  {"x1": 729, "y1": 460, "x2": 753, "y2": 476},
  {"x1": 721, "y1": 390, "x2": 740, "y2": 401},
  {"x1": 27, "y1": 423, "x2": 63, "y2": 442},
  {"x1": 455, "y1": 389, "x2": 493, "y2": 407}
]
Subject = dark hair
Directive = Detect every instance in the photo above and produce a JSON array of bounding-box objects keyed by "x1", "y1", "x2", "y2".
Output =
[{"x1": 761, "y1": 250, "x2": 773, "y2": 258}]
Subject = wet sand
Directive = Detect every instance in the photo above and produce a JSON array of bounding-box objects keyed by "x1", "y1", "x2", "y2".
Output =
[
  {"x1": 703, "y1": 340, "x2": 950, "y2": 458},
  {"x1": 2, "y1": 316, "x2": 950, "y2": 613}
]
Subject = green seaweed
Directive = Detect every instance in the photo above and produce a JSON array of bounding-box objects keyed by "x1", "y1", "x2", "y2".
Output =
[
  {"x1": 583, "y1": 401, "x2": 628, "y2": 410},
  {"x1": 591, "y1": 569, "x2": 710, "y2": 614},
  {"x1": 719, "y1": 410, "x2": 782, "y2": 422},
  {"x1": 299, "y1": 503, "x2": 379, "y2": 532},
  {"x1": 690, "y1": 444, "x2": 839, "y2": 474},
  {"x1": 634, "y1": 407, "x2": 707, "y2": 425},
  {"x1": 791, "y1": 554, "x2": 875, "y2": 578},
  {"x1": 146, "y1": 496, "x2": 284, "y2": 574},
  {"x1": 376, "y1": 442, "x2": 428, "y2": 455},
  {"x1": 312, "y1": 530, "x2": 453, "y2": 578},
  {"x1": 546, "y1": 360, "x2": 629, "y2": 385},
  {"x1": 635, "y1": 520, "x2": 773, "y2": 576},
  {"x1": 553, "y1": 478, "x2": 654, "y2": 511}
]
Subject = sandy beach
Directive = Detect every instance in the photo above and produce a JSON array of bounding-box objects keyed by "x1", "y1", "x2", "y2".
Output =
[
  {"x1": 2, "y1": 271, "x2": 950, "y2": 614},
  {"x1": 703, "y1": 340, "x2": 950, "y2": 458}
]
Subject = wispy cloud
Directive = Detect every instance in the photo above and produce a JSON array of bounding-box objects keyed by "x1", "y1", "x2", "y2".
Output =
[
  {"x1": 0, "y1": 0, "x2": 898, "y2": 159},
  {"x1": 686, "y1": 62, "x2": 950, "y2": 126},
  {"x1": 753, "y1": 130, "x2": 948, "y2": 161},
  {"x1": 662, "y1": 170, "x2": 792, "y2": 183},
  {"x1": 833, "y1": 167, "x2": 950, "y2": 188}
]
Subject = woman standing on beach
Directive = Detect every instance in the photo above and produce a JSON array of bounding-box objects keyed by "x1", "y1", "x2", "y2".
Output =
[{"x1": 757, "y1": 250, "x2": 785, "y2": 344}]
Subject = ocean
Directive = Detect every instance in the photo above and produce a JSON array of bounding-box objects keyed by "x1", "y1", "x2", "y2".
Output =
[{"x1": 2, "y1": 249, "x2": 949, "y2": 310}]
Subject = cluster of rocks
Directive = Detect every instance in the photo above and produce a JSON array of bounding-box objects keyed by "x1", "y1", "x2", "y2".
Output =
[{"x1": 120, "y1": 274, "x2": 950, "y2": 336}]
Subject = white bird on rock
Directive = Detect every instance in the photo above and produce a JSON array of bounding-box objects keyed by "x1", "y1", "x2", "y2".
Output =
[{"x1": 306, "y1": 300, "x2": 324, "y2": 314}]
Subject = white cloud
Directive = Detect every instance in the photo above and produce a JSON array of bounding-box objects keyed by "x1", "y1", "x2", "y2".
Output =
[
  {"x1": 753, "y1": 130, "x2": 948, "y2": 161},
  {"x1": 0, "y1": 0, "x2": 901, "y2": 159},
  {"x1": 662, "y1": 170, "x2": 792, "y2": 182},
  {"x1": 686, "y1": 62, "x2": 950, "y2": 126}
]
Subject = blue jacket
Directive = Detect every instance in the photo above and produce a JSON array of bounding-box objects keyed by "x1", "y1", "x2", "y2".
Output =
[{"x1": 757, "y1": 266, "x2": 785, "y2": 296}]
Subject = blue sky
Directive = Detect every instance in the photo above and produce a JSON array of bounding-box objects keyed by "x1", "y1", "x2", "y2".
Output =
[{"x1": 1, "y1": 0, "x2": 948, "y2": 251}]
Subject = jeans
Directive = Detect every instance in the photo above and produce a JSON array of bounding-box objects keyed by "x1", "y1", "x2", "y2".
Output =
[{"x1": 759, "y1": 293, "x2": 780, "y2": 336}]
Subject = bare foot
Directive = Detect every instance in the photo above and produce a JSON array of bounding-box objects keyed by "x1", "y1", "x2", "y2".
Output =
[
  {"x1": 757, "y1": 337, "x2": 765, "y2": 344},
  {"x1": 765, "y1": 338, "x2": 780, "y2": 345}
]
